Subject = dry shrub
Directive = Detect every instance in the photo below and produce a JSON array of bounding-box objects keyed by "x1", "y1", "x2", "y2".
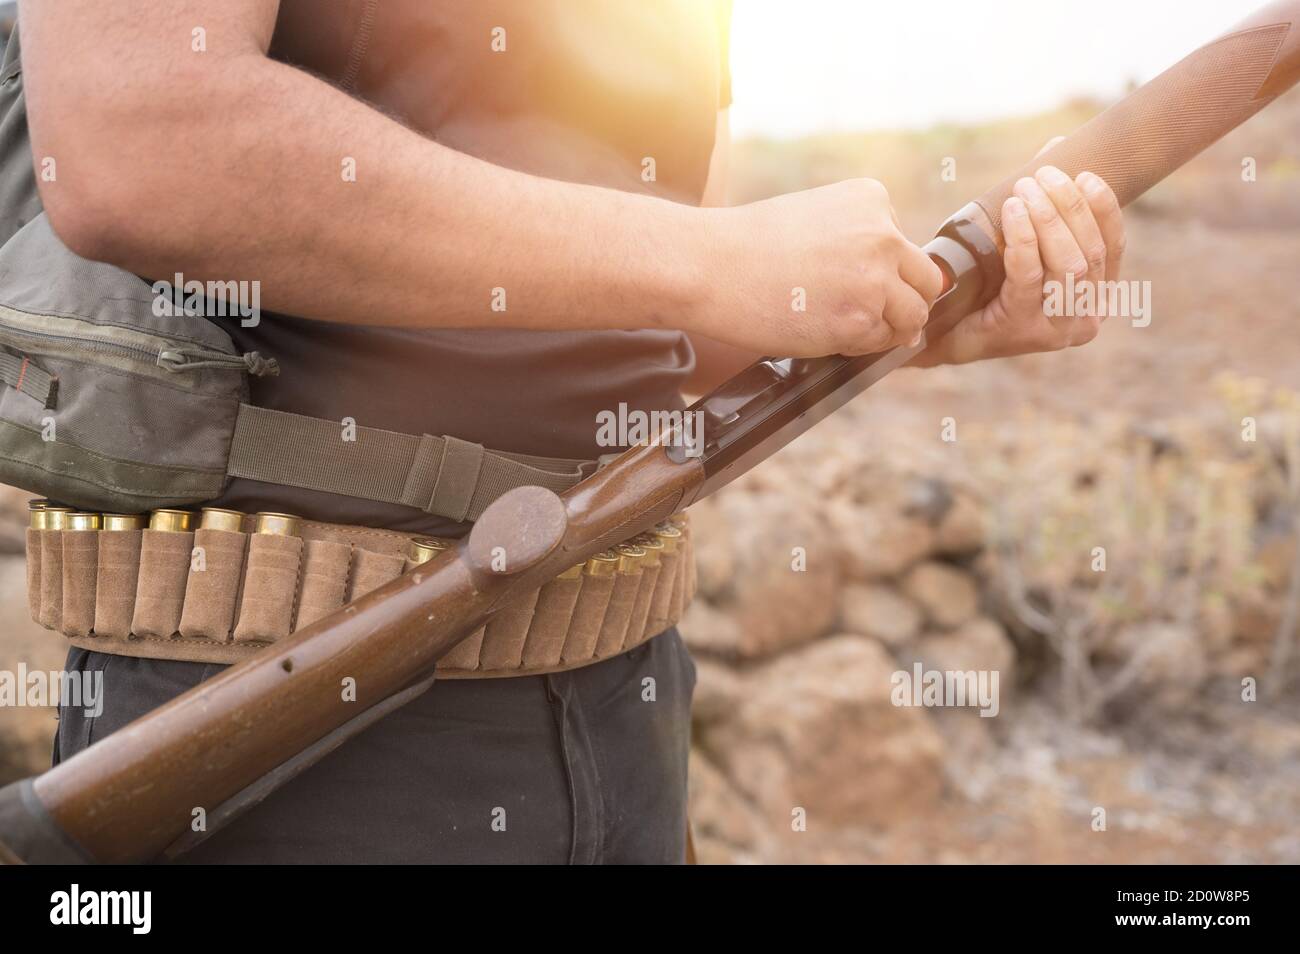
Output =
[{"x1": 976, "y1": 374, "x2": 1300, "y2": 722}]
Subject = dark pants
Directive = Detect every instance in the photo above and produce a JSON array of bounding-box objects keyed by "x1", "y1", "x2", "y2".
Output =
[{"x1": 53, "y1": 628, "x2": 696, "y2": 864}]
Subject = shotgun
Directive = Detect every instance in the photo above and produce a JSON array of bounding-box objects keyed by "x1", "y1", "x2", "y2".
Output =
[{"x1": 2, "y1": 0, "x2": 1299, "y2": 865}]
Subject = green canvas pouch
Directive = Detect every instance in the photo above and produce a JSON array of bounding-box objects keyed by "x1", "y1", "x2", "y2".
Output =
[{"x1": 0, "y1": 25, "x2": 590, "y2": 523}]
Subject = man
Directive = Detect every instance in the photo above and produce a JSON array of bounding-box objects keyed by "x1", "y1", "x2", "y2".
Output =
[{"x1": 21, "y1": 0, "x2": 1123, "y2": 863}]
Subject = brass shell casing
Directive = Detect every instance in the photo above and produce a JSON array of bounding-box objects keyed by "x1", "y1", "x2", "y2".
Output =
[
  {"x1": 102, "y1": 514, "x2": 148, "y2": 531},
  {"x1": 614, "y1": 543, "x2": 646, "y2": 573},
  {"x1": 584, "y1": 550, "x2": 621, "y2": 577},
  {"x1": 27, "y1": 499, "x2": 49, "y2": 529},
  {"x1": 66, "y1": 512, "x2": 102, "y2": 532},
  {"x1": 37, "y1": 506, "x2": 73, "y2": 531},
  {"x1": 252, "y1": 512, "x2": 301, "y2": 536},
  {"x1": 632, "y1": 534, "x2": 664, "y2": 566},
  {"x1": 653, "y1": 524, "x2": 682, "y2": 553},
  {"x1": 149, "y1": 509, "x2": 195, "y2": 533},
  {"x1": 407, "y1": 536, "x2": 449, "y2": 565},
  {"x1": 200, "y1": 507, "x2": 246, "y2": 533}
]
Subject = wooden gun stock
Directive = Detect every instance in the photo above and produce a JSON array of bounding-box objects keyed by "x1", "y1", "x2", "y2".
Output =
[{"x1": 3, "y1": 0, "x2": 1299, "y2": 864}]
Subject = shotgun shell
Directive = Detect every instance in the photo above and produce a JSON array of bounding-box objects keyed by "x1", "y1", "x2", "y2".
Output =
[
  {"x1": 66, "y1": 512, "x2": 102, "y2": 532},
  {"x1": 632, "y1": 533, "x2": 664, "y2": 566},
  {"x1": 614, "y1": 542, "x2": 646, "y2": 574},
  {"x1": 653, "y1": 523, "x2": 682, "y2": 553},
  {"x1": 406, "y1": 536, "x2": 449, "y2": 565},
  {"x1": 27, "y1": 499, "x2": 49, "y2": 529},
  {"x1": 558, "y1": 563, "x2": 584, "y2": 581},
  {"x1": 200, "y1": 507, "x2": 246, "y2": 533},
  {"x1": 252, "y1": 512, "x2": 301, "y2": 536},
  {"x1": 102, "y1": 513, "x2": 148, "y2": 531},
  {"x1": 584, "y1": 550, "x2": 620, "y2": 577},
  {"x1": 36, "y1": 506, "x2": 73, "y2": 531},
  {"x1": 149, "y1": 509, "x2": 195, "y2": 533}
]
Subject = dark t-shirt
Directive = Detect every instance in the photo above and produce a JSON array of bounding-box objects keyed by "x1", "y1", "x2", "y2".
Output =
[{"x1": 215, "y1": 0, "x2": 732, "y2": 535}]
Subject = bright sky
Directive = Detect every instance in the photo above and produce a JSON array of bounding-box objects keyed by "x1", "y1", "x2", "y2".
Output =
[{"x1": 730, "y1": 0, "x2": 1264, "y2": 138}]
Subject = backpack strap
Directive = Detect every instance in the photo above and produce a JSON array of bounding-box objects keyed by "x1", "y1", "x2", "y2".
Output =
[{"x1": 225, "y1": 404, "x2": 597, "y2": 523}]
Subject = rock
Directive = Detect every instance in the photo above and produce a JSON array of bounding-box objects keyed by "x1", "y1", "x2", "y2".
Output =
[
  {"x1": 709, "y1": 491, "x2": 840, "y2": 658},
  {"x1": 678, "y1": 599, "x2": 743, "y2": 658},
  {"x1": 686, "y1": 497, "x2": 734, "y2": 602},
  {"x1": 688, "y1": 750, "x2": 765, "y2": 862},
  {"x1": 1212, "y1": 646, "x2": 1264, "y2": 681},
  {"x1": 934, "y1": 494, "x2": 985, "y2": 556},
  {"x1": 899, "y1": 476, "x2": 953, "y2": 524},
  {"x1": 838, "y1": 583, "x2": 922, "y2": 647},
  {"x1": 709, "y1": 635, "x2": 945, "y2": 827},
  {"x1": 970, "y1": 548, "x2": 997, "y2": 583},
  {"x1": 0, "y1": 483, "x2": 29, "y2": 555},
  {"x1": 1232, "y1": 593, "x2": 1280, "y2": 646},
  {"x1": 901, "y1": 561, "x2": 981, "y2": 628},
  {"x1": 913, "y1": 617, "x2": 1016, "y2": 684},
  {"x1": 824, "y1": 499, "x2": 934, "y2": 580},
  {"x1": 1109, "y1": 622, "x2": 1209, "y2": 710},
  {"x1": 928, "y1": 708, "x2": 997, "y2": 798},
  {"x1": 806, "y1": 454, "x2": 861, "y2": 500},
  {"x1": 690, "y1": 656, "x2": 744, "y2": 727}
]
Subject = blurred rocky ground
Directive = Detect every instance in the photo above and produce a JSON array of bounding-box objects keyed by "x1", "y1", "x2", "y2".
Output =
[{"x1": 679, "y1": 388, "x2": 1300, "y2": 863}]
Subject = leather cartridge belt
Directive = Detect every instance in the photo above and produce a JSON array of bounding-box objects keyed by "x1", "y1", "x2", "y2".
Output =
[{"x1": 24, "y1": 502, "x2": 695, "y2": 678}]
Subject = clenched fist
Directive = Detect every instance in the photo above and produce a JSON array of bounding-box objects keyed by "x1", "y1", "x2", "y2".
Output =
[{"x1": 697, "y1": 178, "x2": 945, "y2": 357}]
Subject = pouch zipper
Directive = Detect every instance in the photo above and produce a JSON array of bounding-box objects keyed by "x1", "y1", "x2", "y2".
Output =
[{"x1": 0, "y1": 310, "x2": 274, "y2": 375}]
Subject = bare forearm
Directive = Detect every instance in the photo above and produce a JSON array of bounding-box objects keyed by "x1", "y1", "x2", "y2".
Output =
[
  {"x1": 22, "y1": 0, "x2": 949, "y2": 359},
  {"x1": 27, "y1": 42, "x2": 709, "y2": 331}
]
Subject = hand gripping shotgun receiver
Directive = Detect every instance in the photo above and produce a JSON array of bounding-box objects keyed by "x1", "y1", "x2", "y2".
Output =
[{"x1": 2, "y1": 0, "x2": 1299, "y2": 864}]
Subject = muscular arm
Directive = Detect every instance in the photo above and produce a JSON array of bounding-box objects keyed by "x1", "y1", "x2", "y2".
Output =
[
  {"x1": 22, "y1": 0, "x2": 710, "y2": 333},
  {"x1": 20, "y1": 1, "x2": 947, "y2": 359}
]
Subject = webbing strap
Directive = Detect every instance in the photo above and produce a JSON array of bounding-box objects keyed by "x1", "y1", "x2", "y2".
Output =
[
  {"x1": 0, "y1": 348, "x2": 57, "y2": 408},
  {"x1": 225, "y1": 404, "x2": 595, "y2": 522}
]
